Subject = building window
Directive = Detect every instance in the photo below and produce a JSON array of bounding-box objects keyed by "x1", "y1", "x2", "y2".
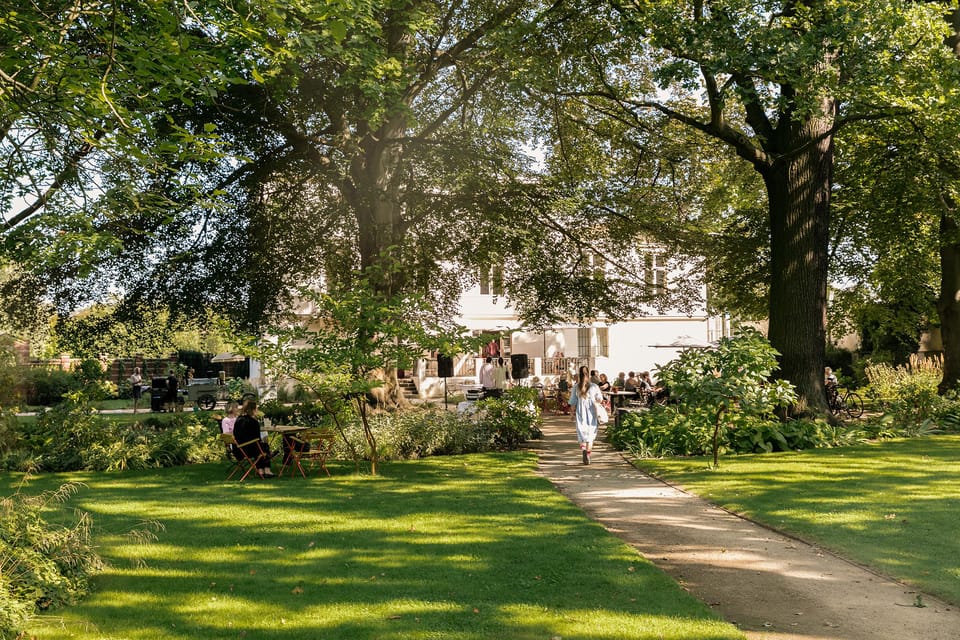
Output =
[
  {"x1": 577, "y1": 328, "x2": 590, "y2": 358},
  {"x1": 575, "y1": 328, "x2": 609, "y2": 358},
  {"x1": 597, "y1": 327, "x2": 609, "y2": 358},
  {"x1": 644, "y1": 253, "x2": 667, "y2": 294},
  {"x1": 479, "y1": 265, "x2": 503, "y2": 296}
]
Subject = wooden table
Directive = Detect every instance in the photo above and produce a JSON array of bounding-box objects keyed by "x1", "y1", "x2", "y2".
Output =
[{"x1": 605, "y1": 391, "x2": 637, "y2": 410}]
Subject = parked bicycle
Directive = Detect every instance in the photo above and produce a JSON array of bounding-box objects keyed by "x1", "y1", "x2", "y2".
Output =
[{"x1": 827, "y1": 387, "x2": 864, "y2": 419}]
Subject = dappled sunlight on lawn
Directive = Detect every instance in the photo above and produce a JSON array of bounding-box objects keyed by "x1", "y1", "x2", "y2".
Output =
[
  {"x1": 5, "y1": 453, "x2": 742, "y2": 640},
  {"x1": 635, "y1": 435, "x2": 960, "y2": 605}
]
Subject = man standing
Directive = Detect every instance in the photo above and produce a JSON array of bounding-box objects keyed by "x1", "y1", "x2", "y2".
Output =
[
  {"x1": 165, "y1": 369, "x2": 179, "y2": 413},
  {"x1": 129, "y1": 367, "x2": 143, "y2": 414},
  {"x1": 479, "y1": 357, "x2": 495, "y2": 398}
]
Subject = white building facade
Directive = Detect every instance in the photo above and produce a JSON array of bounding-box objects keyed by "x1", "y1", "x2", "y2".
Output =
[{"x1": 414, "y1": 260, "x2": 730, "y2": 399}]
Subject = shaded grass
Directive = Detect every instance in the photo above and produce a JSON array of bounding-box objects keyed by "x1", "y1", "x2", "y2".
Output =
[
  {"x1": 633, "y1": 435, "x2": 960, "y2": 605},
  {"x1": 1, "y1": 454, "x2": 743, "y2": 639},
  {"x1": 16, "y1": 411, "x2": 188, "y2": 429}
]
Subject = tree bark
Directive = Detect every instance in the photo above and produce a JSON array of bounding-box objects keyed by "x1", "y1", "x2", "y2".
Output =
[
  {"x1": 938, "y1": 203, "x2": 960, "y2": 393},
  {"x1": 937, "y1": 7, "x2": 960, "y2": 394},
  {"x1": 760, "y1": 108, "x2": 835, "y2": 416}
]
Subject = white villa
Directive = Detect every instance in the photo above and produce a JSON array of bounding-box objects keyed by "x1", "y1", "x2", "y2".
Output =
[
  {"x1": 247, "y1": 251, "x2": 731, "y2": 400},
  {"x1": 412, "y1": 262, "x2": 731, "y2": 399}
]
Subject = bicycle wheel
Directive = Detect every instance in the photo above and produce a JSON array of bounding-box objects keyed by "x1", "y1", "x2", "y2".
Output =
[{"x1": 842, "y1": 391, "x2": 864, "y2": 419}]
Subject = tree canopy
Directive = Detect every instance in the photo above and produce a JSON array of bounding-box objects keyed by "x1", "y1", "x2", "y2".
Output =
[{"x1": 4, "y1": 0, "x2": 960, "y2": 413}]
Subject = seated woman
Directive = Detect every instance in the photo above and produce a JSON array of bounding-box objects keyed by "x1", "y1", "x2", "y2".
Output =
[
  {"x1": 638, "y1": 371, "x2": 655, "y2": 405},
  {"x1": 556, "y1": 373, "x2": 571, "y2": 414},
  {"x1": 232, "y1": 399, "x2": 275, "y2": 478},
  {"x1": 597, "y1": 373, "x2": 612, "y2": 410},
  {"x1": 598, "y1": 373, "x2": 612, "y2": 393},
  {"x1": 624, "y1": 371, "x2": 639, "y2": 398}
]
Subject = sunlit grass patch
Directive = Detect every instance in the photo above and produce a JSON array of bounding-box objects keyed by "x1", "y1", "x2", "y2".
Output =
[
  {"x1": 634, "y1": 435, "x2": 960, "y2": 605},
  {"x1": 2, "y1": 454, "x2": 744, "y2": 640}
]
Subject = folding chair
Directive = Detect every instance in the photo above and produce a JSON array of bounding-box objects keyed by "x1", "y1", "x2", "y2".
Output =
[
  {"x1": 220, "y1": 433, "x2": 266, "y2": 482},
  {"x1": 280, "y1": 428, "x2": 336, "y2": 477}
]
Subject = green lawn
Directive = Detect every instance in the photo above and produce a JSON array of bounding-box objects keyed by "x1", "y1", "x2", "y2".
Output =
[
  {"x1": 15, "y1": 410, "x2": 184, "y2": 429},
  {"x1": 2, "y1": 454, "x2": 742, "y2": 640},
  {"x1": 22, "y1": 398, "x2": 138, "y2": 413},
  {"x1": 633, "y1": 434, "x2": 960, "y2": 605}
]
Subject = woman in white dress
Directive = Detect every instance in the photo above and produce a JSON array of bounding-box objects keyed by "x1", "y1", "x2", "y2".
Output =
[{"x1": 568, "y1": 365, "x2": 602, "y2": 464}]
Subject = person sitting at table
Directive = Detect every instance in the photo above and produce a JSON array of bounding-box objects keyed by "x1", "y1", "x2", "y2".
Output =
[
  {"x1": 598, "y1": 372, "x2": 612, "y2": 393},
  {"x1": 220, "y1": 401, "x2": 239, "y2": 435},
  {"x1": 613, "y1": 372, "x2": 626, "y2": 390},
  {"x1": 232, "y1": 399, "x2": 275, "y2": 478},
  {"x1": 556, "y1": 373, "x2": 571, "y2": 414},
  {"x1": 638, "y1": 371, "x2": 655, "y2": 405},
  {"x1": 597, "y1": 373, "x2": 612, "y2": 410},
  {"x1": 624, "y1": 371, "x2": 639, "y2": 396}
]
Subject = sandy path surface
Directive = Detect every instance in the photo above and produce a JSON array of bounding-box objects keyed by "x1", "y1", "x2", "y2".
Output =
[{"x1": 532, "y1": 415, "x2": 960, "y2": 640}]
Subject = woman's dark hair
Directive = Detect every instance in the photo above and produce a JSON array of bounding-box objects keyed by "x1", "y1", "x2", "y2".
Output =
[
  {"x1": 241, "y1": 399, "x2": 258, "y2": 417},
  {"x1": 577, "y1": 365, "x2": 590, "y2": 398}
]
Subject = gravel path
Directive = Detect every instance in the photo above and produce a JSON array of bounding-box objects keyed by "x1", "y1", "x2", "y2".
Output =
[{"x1": 531, "y1": 414, "x2": 960, "y2": 640}]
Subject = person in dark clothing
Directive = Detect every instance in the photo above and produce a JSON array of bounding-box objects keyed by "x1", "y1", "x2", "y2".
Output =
[
  {"x1": 165, "y1": 370, "x2": 178, "y2": 412},
  {"x1": 233, "y1": 399, "x2": 274, "y2": 478}
]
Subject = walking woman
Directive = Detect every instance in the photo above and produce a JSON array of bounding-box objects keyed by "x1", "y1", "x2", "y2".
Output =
[{"x1": 569, "y1": 365, "x2": 603, "y2": 464}]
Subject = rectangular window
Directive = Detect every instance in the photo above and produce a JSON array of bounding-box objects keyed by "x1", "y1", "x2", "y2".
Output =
[
  {"x1": 491, "y1": 266, "x2": 503, "y2": 296},
  {"x1": 577, "y1": 328, "x2": 590, "y2": 358},
  {"x1": 478, "y1": 265, "x2": 503, "y2": 296},
  {"x1": 479, "y1": 266, "x2": 490, "y2": 295},
  {"x1": 597, "y1": 327, "x2": 609, "y2": 358},
  {"x1": 644, "y1": 253, "x2": 667, "y2": 294}
]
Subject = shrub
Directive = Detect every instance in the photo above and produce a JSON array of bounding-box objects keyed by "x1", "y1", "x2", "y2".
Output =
[
  {"x1": 0, "y1": 408, "x2": 17, "y2": 455},
  {"x1": 864, "y1": 354, "x2": 941, "y2": 407},
  {"x1": 18, "y1": 396, "x2": 110, "y2": 471},
  {"x1": 475, "y1": 386, "x2": 543, "y2": 449},
  {"x1": 609, "y1": 408, "x2": 865, "y2": 458},
  {"x1": 0, "y1": 484, "x2": 102, "y2": 640},
  {"x1": 23, "y1": 368, "x2": 80, "y2": 406},
  {"x1": 654, "y1": 328, "x2": 796, "y2": 466},
  {"x1": 260, "y1": 399, "x2": 298, "y2": 424},
  {"x1": 147, "y1": 418, "x2": 224, "y2": 467},
  {"x1": 366, "y1": 407, "x2": 497, "y2": 459},
  {"x1": 323, "y1": 389, "x2": 541, "y2": 463},
  {"x1": 607, "y1": 406, "x2": 714, "y2": 457},
  {"x1": 6, "y1": 398, "x2": 222, "y2": 473},
  {"x1": 864, "y1": 355, "x2": 949, "y2": 427}
]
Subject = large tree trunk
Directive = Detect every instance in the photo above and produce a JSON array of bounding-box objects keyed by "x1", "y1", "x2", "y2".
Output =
[
  {"x1": 937, "y1": 8, "x2": 960, "y2": 394},
  {"x1": 344, "y1": 117, "x2": 412, "y2": 409},
  {"x1": 938, "y1": 205, "x2": 960, "y2": 393},
  {"x1": 760, "y1": 110, "x2": 835, "y2": 416}
]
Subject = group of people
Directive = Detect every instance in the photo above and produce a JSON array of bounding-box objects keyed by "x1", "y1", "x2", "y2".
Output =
[
  {"x1": 221, "y1": 399, "x2": 276, "y2": 479},
  {"x1": 478, "y1": 356, "x2": 512, "y2": 398},
  {"x1": 586, "y1": 369, "x2": 661, "y2": 405},
  {"x1": 126, "y1": 367, "x2": 182, "y2": 413}
]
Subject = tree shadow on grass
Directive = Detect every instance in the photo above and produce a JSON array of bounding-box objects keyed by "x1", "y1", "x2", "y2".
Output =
[{"x1": 6, "y1": 454, "x2": 743, "y2": 640}]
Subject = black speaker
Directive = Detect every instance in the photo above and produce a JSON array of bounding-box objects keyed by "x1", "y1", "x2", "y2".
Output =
[
  {"x1": 437, "y1": 354, "x2": 454, "y2": 378},
  {"x1": 511, "y1": 353, "x2": 529, "y2": 379}
]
